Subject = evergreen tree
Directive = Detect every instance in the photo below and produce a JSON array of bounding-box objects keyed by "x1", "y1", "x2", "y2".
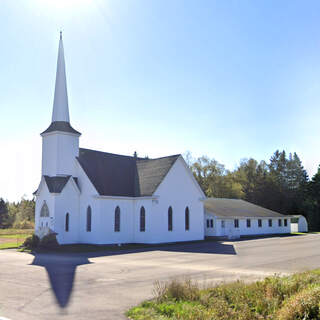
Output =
[{"x1": 0, "y1": 198, "x2": 9, "y2": 228}]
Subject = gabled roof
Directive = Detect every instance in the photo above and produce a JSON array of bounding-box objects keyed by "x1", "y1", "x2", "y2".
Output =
[
  {"x1": 34, "y1": 175, "x2": 80, "y2": 195},
  {"x1": 44, "y1": 175, "x2": 71, "y2": 193},
  {"x1": 136, "y1": 156, "x2": 180, "y2": 196},
  {"x1": 205, "y1": 198, "x2": 286, "y2": 218},
  {"x1": 77, "y1": 148, "x2": 180, "y2": 197}
]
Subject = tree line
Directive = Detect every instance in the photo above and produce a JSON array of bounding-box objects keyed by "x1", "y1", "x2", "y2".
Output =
[
  {"x1": 0, "y1": 198, "x2": 34, "y2": 229},
  {"x1": 1, "y1": 149, "x2": 319, "y2": 231},
  {"x1": 186, "y1": 150, "x2": 320, "y2": 231}
]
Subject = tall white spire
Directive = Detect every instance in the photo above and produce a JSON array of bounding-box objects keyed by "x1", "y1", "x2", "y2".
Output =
[{"x1": 52, "y1": 32, "x2": 70, "y2": 123}]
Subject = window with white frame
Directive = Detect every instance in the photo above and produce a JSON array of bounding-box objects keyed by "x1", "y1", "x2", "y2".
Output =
[
  {"x1": 168, "y1": 206, "x2": 173, "y2": 231},
  {"x1": 115, "y1": 206, "x2": 120, "y2": 232},
  {"x1": 140, "y1": 206, "x2": 145, "y2": 232},
  {"x1": 65, "y1": 213, "x2": 69, "y2": 232},
  {"x1": 86, "y1": 206, "x2": 92, "y2": 232},
  {"x1": 185, "y1": 207, "x2": 190, "y2": 231}
]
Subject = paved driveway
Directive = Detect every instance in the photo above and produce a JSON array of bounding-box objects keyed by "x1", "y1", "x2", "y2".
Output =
[{"x1": 1, "y1": 234, "x2": 320, "y2": 320}]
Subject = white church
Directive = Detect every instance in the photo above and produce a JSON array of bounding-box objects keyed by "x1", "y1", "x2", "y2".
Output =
[
  {"x1": 34, "y1": 34, "x2": 206, "y2": 245},
  {"x1": 34, "y1": 34, "x2": 297, "y2": 245}
]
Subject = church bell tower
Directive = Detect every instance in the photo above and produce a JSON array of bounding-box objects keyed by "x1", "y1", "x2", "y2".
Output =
[{"x1": 41, "y1": 32, "x2": 81, "y2": 177}]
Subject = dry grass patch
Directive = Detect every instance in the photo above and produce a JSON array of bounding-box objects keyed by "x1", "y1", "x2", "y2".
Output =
[{"x1": 127, "y1": 270, "x2": 320, "y2": 320}]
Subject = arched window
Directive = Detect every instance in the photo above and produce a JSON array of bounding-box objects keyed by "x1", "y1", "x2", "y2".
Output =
[
  {"x1": 40, "y1": 201, "x2": 49, "y2": 217},
  {"x1": 168, "y1": 206, "x2": 173, "y2": 231},
  {"x1": 140, "y1": 206, "x2": 145, "y2": 232},
  {"x1": 115, "y1": 206, "x2": 120, "y2": 232},
  {"x1": 86, "y1": 206, "x2": 92, "y2": 232},
  {"x1": 185, "y1": 207, "x2": 190, "y2": 231},
  {"x1": 65, "y1": 213, "x2": 69, "y2": 232}
]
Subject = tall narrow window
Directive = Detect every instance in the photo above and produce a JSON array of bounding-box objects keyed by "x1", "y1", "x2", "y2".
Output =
[
  {"x1": 207, "y1": 219, "x2": 210, "y2": 228},
  {"x1": 278, "y1": 219, "x2": 282, "y2": 227},
  {"x1": 210, "y1": 219, "x2": 213, "y2": 228},
  {"x1": 40, "y1": 201, "x2": 49, "y2": 217},
  {"x1": 86, "y1": 206, "x2": 91, "y2": 232},
  {"x1": 221, "y1": 220, "x2": 225, "y2": 228},
  {"x1": 258, "y1": 219, "x2": 262, "y2": 228},
  {"x1": 168, "y1": 206, "x2": 173, "y2": 231},
  {"x1": 140, "y1": 206, "x2": 145, "y2": 232},
  {"x1": 234, "y1": 219, "x2": 239, "y2": 228},
  {"x1": 247, "y1": 219, "x2": 251, "y2": 228},
  {"x1": 65, "y1": 213, "x2": 69, "y2": 232},
  {"x1": 284, "y1": 219, "x2": 288, "y2": 227},
  {"x1": 268, "y1": 219, "x2": 272, "y2": 227},
  {"x1": 185, "y1": 207, "x2": 190, "y2": 231},
  {"x1": 115, "y1": 206, "x2": 120, "y2": 232}
]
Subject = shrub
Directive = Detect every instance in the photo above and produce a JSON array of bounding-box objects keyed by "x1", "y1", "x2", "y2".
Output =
[
  {"x1": 23, "y1": 234, "x2": 40, "y2": 249},
  {"x1": 277, "y1": 285, "x2": 320, "y2": 320},
  {"x1": 13, "y1": 220, "x2": 34, "y2": 229},
  {"x1": 153, "y1": 278, "x2": 200, "y2": 302},
  {"x1": 39, "y1": 233, "x2": 59, "y2": 249}
]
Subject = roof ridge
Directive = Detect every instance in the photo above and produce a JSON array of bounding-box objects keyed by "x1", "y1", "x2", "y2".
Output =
[
  {"x1": 79, "y1": 148, "x2": 136, "y2": 159},
  {"x1": 137, "y1": 154, "x2": 181, "y2": 162},
  {"x1": 80, "y1": 148, "x2": 181, "y2": 161}
]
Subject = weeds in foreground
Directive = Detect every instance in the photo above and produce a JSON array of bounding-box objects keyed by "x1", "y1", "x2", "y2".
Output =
[{"x1": 127, "y1": 270, "x2": 320, "y2": 320}]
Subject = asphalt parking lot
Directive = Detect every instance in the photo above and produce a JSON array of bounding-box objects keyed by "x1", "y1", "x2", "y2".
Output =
[{"x1": 1, "y1": 234, "x2": 320, "y2": 320}]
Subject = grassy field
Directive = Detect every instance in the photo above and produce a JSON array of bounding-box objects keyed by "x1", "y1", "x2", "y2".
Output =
[
  {"x1": 0, "y1": 229, "x2": 33, "y2": 250},
  {"x1": 127, "y1": 269, "x2": 320, "y2": 320}
]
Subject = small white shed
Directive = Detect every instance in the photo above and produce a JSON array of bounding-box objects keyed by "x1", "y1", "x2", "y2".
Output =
[
  {"x1": 204, "y1": 198, "x2": 291, "y2": 239},
  {"x1": 290, "y1": 215, "x2": 308, "y2": 233}
]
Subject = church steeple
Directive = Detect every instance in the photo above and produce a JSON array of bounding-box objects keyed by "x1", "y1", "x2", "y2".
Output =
[
  {"x1": 41, "y1": 33, "x2": 80, "y2": 177},
  {"x1": 41, "y1": 32, "x2": 80, "y2": 136},
  {"x1": 52, "y1": 31, "x2": 70, "y2": 122}
]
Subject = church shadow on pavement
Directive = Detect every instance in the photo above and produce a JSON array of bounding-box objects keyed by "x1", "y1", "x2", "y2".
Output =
[
  {"x1": 80, "y1": 240, "x2": 237, "y2": 259},
  {"x1": 29, "y1": 241, "x2": 235, "y2": 309},
  {"x1": 30, "y1": 254, "x2": 91, "y2": 309}
]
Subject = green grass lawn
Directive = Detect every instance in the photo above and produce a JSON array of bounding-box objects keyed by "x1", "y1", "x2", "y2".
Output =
[
  {"x1": 127, "y1": 269, "x2": 320, "y2": 320},
  {"x1": 0, "y1": 229, "x2": 33, "y2": 236},
  {"x1": 0, "y1": 241, "x2": 26, "y2": 250},
  {"x1": 0, "y1": 228, "x2": 33, "y2": 250}
]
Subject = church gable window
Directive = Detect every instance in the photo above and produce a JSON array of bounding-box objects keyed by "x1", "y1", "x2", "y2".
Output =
[
  {"x1": 40, "y1": 201, "x2": 49, "y2": 217},
  {"x1": 168, "y1": 206, "x2": 173, "y2": 231},
  {"x1": 140, "y1": 206, "x2": 145, "y2": 232},
  {"x1": 115, "y1": 206, "x2": 120, "y2": 232},
  {"x1": 86, "y1": 206, "x2": 92, "y2": 232}
]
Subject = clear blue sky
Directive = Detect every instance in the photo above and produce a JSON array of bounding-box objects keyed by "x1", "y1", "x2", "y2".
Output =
[{"x1": 1, "y1": 0, "x2": 320, "y2": 202}]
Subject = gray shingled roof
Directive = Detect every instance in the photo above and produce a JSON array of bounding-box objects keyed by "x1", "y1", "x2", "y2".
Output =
[
  {"x1": 41, "y1": 121, "x2": 81, "y2": 135},
  {"x1": 77, "y1": 148, "x2": 180, "y2": 197},
  {"x1": 44, "y1": 175, "x2": 71, "y2": 193},
  {"x1": 205, "y1": 198, "x2": 286, "y2": 218}
]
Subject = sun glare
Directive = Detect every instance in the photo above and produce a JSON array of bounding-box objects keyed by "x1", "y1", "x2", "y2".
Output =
[{"x1": 37, "y1": 0, "x2": 93, "y2": 10}]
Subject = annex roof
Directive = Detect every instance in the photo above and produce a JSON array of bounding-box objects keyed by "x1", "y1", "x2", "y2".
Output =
[
  {"x1": 205, "y1": 198, "x2": 286, "y2": 218},
  {"x1": 77, "y1": 148, "x2": 180, "y2": 197}
]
